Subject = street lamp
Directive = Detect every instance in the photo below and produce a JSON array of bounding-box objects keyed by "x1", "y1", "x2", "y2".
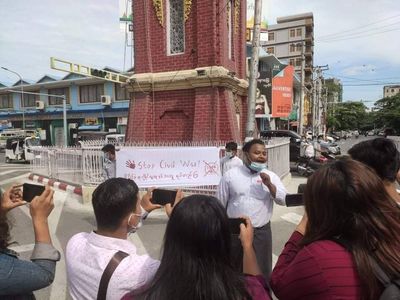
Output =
[{"x1": 1, "y1": 67, "x2": 25, "y2": 130}]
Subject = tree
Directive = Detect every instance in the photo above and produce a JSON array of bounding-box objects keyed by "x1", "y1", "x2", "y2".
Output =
[
  {"x1": 326, "y1": 101, "x2": 367, "y2": 131},
  {"x1": 373, "y1": 94, "x2": 400, "y2": 133}
]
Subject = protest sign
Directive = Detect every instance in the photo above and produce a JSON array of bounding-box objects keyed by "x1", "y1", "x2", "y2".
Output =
[{"x1": 116, "y1": 147, "x2": 221, "y2": 187}]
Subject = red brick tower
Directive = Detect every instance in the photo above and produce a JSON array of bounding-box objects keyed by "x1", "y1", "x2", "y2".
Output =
[{"x1": 126, "y1": 0, "x2": 248, "y2": 142}]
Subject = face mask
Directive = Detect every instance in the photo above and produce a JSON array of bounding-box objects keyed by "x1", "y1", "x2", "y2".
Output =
[
  {"x1": 103, "y1": 152, "x2": 111, "y2": 163},
  {"x1": 127, "y1": 213, "x2": 142, "y2": 234},
  {"x1": 248, "y1": 161, "x2": 267, "y2": 172},
  {"x1": 225, "y1": 151, "x2": 233, "y2": 158}
]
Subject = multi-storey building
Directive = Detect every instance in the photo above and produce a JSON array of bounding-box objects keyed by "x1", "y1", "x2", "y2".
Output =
[
  {"x1": 262, "y1": 13, "x2": 314, "y2": 88},
  {"x1": 383, "y1": 85, "x2": 400, "y2": 98},
  {"x1": 0, "y1": 68, "x2": 130, "y2": 145}
]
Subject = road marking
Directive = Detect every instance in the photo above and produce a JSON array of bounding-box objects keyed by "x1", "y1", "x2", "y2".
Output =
[
  {"x1": 0, "y1": 173, "x2": 30, "y2": 185},
  {"x1": 280, "y1": 212, "x2": 302, "y2": 225},
  {"x1": 9, "y1": 243, "x2": 35, "y2": 253},
  {"x1": 0, "y1": 170, "x2": 19, "y2": 176}
]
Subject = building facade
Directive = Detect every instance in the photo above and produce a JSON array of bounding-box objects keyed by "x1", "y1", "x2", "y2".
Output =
[
  {"x1": 126, "y1": 0, "x2": 248, "y2": 142},
  {"x1": 0, "y1": 71, "x2": 130, "y2": 145},
  {"x1": 383, "y1": 85, "x2": 400, "y2": 98}
]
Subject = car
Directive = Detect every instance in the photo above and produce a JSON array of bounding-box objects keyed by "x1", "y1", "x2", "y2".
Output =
[{"x1": 260, "y1": 130, "x2": 301, "y2": 162}]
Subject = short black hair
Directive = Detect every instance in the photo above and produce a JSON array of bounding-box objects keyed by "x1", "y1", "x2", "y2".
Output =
[
  {"x1": 242, "y1": 138, "x2": 265, "y2": 153},
  {"x1": 225, "y1": 142, "x2": 238, "y2": 151},
  {"x1": 101, "y1": 144, "x2": 115, "y2": 155},
  {"x1": 348, "y1": 138, "x2": 400, "y2": 182},
  {"x1": 92, "y1": 178, "x2": 139, "y2": 230}
]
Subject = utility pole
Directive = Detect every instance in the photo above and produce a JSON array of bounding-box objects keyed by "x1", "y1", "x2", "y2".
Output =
[
  {"x1": 245, "y1": 0, "x2": 262, "y2": 139},
  {"x1": 298, "y1": 43, "x2": 305, "y2": 135}
]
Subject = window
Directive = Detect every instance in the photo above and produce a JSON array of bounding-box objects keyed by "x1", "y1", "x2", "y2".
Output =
[
  {"x1": 289, "y1": 59, "x2": 295, "y2": 66},
  {"x1": 168, "y1": 0, "x2": 185, "y2": 54},
  {"x1": 115, "y1": 83, "x2": 129, "y2": 101},
  {"x1": 296, "y1": 58, "x2": 302, "y2": 66},
  {"x1": 267, "y1": 47, "x2": 274, "y2": 54},
  {"x1": 79, "y1": 84, "x2": 104, "y2": 103},
  {"x1": 23, "y1": 91, "x2": 39, "y2": 108},
  {"x1": 290, "y1": 44, "x2": 295, "y2": 52},
  {"x1": 289, "y1": 29, "x2": 295, "y2": 37},
  {"x1": 48, "y1": 88, "x2": 70, "y2": 105},
  {"x1": 0, "y1": 94, "x2": 13, "y2": 109},
  {"x1": 391, "y1": 89, "x2": 395, "y2": 92},
  {"x1": 268, "y1": 32, "x2": 274, "y2": 41},
  {"x1": 296, "y1": 44, "x2": 302, "y2": 52},
  {"x1": 296, "y1": 28, "x2": 302, "y2": 36}
]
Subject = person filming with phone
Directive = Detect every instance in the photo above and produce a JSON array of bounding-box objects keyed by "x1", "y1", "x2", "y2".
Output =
[
  {"x1": 122, "y1": 195, "x2": 271, "y2": 300},
  {"x1": 217, "y1": 138, "x2": 287, "y2": 280},
  {"x1": 66, "y1": 178, "x2": 180, "y2": 300},
  {"x1": 0, "y1": 185, "x2": 60, "y2": 298}
]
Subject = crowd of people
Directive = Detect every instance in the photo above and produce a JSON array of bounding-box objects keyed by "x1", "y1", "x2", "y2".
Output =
[{"x1": 1, "y1": 137, "x2": 399, "y2": 299}]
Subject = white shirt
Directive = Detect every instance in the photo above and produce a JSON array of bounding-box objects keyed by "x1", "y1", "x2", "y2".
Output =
[
  {"x1": 217, "y1": 165, "x2": 287, "y2": 227},
  {"x1": 66, "y1": 232, "x2": 160, "y2": 300},
  {"x1": 220, "y1": 156, "x2": 243, "y2": 175}
]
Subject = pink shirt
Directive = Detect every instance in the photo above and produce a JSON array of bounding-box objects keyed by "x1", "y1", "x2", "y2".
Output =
[{"x1": 66, "y1": 232, "x2": 159, "y2": 300}]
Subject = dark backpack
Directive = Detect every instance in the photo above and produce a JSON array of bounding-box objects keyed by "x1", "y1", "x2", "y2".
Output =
[{"x1": 330, "y1": 237, "x2": 400, "y2": 300}]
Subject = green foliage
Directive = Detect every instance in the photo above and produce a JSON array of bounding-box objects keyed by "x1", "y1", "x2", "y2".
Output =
[
  {"x1": 327, "y1": 101, "x2": 368, "y2": 130},
  {"x1": 373, "y1": 94, "x2": 400, "y2": 133}
]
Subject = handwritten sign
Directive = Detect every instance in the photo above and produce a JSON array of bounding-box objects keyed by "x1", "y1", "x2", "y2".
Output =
[{"x1": 116, "y1": 147, "x2": 221, "y2": 187}]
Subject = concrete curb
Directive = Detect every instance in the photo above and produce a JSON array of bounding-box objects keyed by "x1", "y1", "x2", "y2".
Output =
[{"x1": 28, "y1": 174, "x2": 83, "y2": 196}]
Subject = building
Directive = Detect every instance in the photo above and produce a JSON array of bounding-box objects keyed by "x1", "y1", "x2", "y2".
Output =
[
  {"x1": 261, "y1": 13, "x2": 314, "y2": 89},
  {"x1": 383, "y1": 85, "x2": 400, "y2": 98},
  {"x1": 126, "y1": 0, "x2": 248, "y2": 142},
  {"x1": 0, "y1": 69, "x2": 130, "y2": 145}
]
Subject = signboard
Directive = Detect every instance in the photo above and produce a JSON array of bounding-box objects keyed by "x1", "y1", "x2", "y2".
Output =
[
  {"x1": 116, "y1": 147, "x2": 221, "y2": 187},
  {"x1": 271, "y1": 65, "x2": 294, "y2": 118}
]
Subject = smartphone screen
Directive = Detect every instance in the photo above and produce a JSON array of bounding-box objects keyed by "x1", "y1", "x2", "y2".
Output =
[
  {"x1": 151, "y1": 189, "x2": 177, "y2": 206},
  {"x1": 23, "y1": 183, "x2": 45, "y2": 202},
  {"x1": 285, "y1": 193, "x2": 304, "y2": 207},
  {"x1": 228, "y1": 218, "x2": 246, "y2": 235}
]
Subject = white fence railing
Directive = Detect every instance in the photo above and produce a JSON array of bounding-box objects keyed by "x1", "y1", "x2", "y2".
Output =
[{"x1": 30, "y1": 139, "x2": 290, "y2": 193}]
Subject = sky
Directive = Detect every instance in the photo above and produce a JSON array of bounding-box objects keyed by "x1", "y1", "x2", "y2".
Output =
[{"x1": 1, "y1": 0, "x2": 399, "y2": 107}]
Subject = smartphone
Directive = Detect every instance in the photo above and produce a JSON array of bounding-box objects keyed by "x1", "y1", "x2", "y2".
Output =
[
  {"x1": 285, "y1": 193, "x2": 304, "y2": 207},
  {"x1": 23, "y1": 183, "x2": 45, "y2": 202},
  {"x1": 151, "y1": 189, "x2": 177, "y2": 206},
  {"x1": 228, "y1": 218, "x2": 246, "y2": 235}
]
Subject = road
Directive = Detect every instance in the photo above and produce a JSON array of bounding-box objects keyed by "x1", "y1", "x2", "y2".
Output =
[{"x1": 0, "y1": 136, "x2": 375, "y2": 299}]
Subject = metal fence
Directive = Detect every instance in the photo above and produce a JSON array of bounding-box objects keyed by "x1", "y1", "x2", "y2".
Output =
[{"x1": 30, "y1": 139, "x2": 290, "y2": 193}]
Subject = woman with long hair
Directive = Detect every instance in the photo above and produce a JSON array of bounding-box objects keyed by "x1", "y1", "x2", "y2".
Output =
[
  {"x1": 0, "y1": 185, "x2": 60, "y2": 298},
  {"x1": 123, "y1": 194, "x2": 271, "y2": 300},
  {"x1": 271, "y1": 158, "x2": 400, "y2": 300}
]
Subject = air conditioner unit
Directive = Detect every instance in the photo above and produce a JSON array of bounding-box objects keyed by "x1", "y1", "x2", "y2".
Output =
[
  {"x1": 35, "y1": 100, "x2": 45, "y2": 110},
  {"x1": 101, "y1": 95, "x2": 112, "y2": 105}
]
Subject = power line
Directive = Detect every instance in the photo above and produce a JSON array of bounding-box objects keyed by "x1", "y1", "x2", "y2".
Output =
[
  {"x1": 319, "y1": 27, "x2": 400, "y2": 42},
  {"x1": 342, "y1": 82, "x2": 400, "y2": 86},
  {"x1": 318, "y1": 14, "x2": 400, "y2": 39},
  {"x1": 318, "y1": 20, "x2": 400, "y2": 41}
]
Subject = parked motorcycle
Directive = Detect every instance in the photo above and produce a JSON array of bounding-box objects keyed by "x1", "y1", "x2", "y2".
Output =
[{"x1": 296, "y1": 152, "x2": 335, "y2": 177}]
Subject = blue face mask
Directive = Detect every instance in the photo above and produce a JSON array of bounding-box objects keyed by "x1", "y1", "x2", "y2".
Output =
[{"x1": 248, "y1": 161, "x2": 267, "y2": 172}]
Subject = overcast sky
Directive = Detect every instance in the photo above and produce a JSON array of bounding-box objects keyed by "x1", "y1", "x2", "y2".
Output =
[{"x1": 1, "y1": 0, "x2": 399, "y2": 106}]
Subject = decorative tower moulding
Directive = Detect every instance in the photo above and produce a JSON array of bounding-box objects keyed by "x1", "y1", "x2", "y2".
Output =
[
  {"x1": 184, "y1": 0, "x2": 192, "y2": 22},
  {"x1": 234, "y1": 0, "x2": 240, "y2": 33},
  {"x1": 152, "y1": 0, "x2": 163, "y2": 26},
  {"x1": 152, "y1": 0, "x2": 192, "y2": 26}
]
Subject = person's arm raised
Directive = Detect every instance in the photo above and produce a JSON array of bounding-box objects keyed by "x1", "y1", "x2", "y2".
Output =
[
  {"x1": 165, "y1": 189, "x2": 184, "y2": 218},
  {"x1": 29, "y1": 186, "x2": 54, "y2": 244},
  {"x1": 239, "y1": 216, "x2": 262, "y2": 276}
]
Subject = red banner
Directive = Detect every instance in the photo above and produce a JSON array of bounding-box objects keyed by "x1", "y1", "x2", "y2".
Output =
[{"x1": 271, "y1": 65, "x2": 294, "y2": 118}]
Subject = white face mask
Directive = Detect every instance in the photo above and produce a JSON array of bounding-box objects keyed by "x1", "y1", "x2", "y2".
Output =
[
  {"x1": 225, "y1": 151, "x2": 233, "y2": 158},
  {"x1": 127, "y1": 213, "x2": 142, "y2": 234}
]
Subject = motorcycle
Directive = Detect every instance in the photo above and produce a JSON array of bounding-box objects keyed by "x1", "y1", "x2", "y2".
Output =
[{"x1": 296, "y1": 152, "x2": 335, "y2": 177}]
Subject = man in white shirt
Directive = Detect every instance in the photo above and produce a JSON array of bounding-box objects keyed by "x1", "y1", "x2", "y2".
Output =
[
  {"x1": 66, "y1": 178, "x2": 161, "y2": 300},
  {"x1": 220, "y1": 142, "x2": 243, "y2": 175},
  {"x1": 217, "y1": 139, "x2": 287, "y2": 280},
  {"x1": 102, "y1": 144, "x2": 117, "y2": 180}
]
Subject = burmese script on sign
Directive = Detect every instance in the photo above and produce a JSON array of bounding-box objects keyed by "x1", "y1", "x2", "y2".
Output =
[{"x1": 116, "y1": 147, "x2": 221, "y2": 187}]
